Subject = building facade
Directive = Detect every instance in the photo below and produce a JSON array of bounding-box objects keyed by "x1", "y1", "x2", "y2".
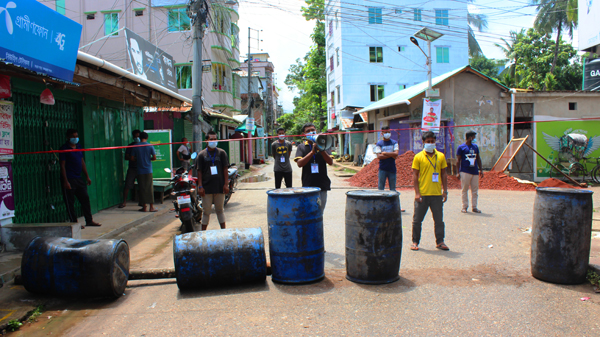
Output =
[
  {"x1": 41, "y1": 0, "x2": 241, "y2": 116},
  {"x1": 324, "y1": 0, "x2": 469, "y2": 130},
  {"x1": 240, "y1": 53, "x2": 279, "y2": 134}
]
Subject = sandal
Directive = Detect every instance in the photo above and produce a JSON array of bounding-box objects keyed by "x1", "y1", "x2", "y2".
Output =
[
  {"x1": 461, "y1": 208, "x2": 467, "y2": 213},
  {"x1": 410, "y1": 243, "x2": 419, "y2": 251},
  {"x1": 472, "y1": 208, "x2": 482, "y2": 213},
  {"x1": 436, "y1": 243, "x2": 450, "y2": 251}
]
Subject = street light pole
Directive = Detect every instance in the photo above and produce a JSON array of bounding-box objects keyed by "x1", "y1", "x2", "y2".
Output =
[
  {"x1": 427, "y1": 40, "x2": 432, "y2": 93},
  {"x1": 411, "y1": 28, "x2": 444, "y2": 98},
  {"x1": 189, "y1": 0, "x2": 207, "y2": 154}
]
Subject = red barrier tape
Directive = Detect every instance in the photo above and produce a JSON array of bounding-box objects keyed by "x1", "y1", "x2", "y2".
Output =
[{"x1": 11, "y1": 116, "x2": 600, "y2": 155}]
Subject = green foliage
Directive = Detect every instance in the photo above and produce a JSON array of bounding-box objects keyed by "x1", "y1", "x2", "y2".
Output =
[
  {"x1": 469, "y1": 56, "x2": 500, "y2": 78},
  {"x1": 588, "y1": 269, "x2": 600, "y2": 287},
  {"x1": 284, "y1": 0, "x2": 327, "y2": 133},
  {"x1": 7, "y1": 319, "x2": 22, "y2": 332},
  {"x1": 27, "y1": 305, "x2": 44, "y2": 323},
  {"x1": 467, "y1": 0, "x2": 488, "y2": 57}
]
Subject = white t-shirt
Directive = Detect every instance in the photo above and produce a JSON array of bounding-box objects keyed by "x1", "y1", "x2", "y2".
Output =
[{"x1": 178, "y1": 145, "x2": 190, "y2": 161}]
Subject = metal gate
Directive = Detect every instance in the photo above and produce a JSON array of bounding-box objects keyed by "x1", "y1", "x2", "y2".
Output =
[
  {"x1": 507, "y1": 103, "x2": 534, "y2": 174},
  {"x1": 12, "y1": 91, "x2": 82, "y2": 223}
]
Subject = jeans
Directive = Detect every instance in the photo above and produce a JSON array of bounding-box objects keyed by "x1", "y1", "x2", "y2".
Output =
[
  {"x1": 378, "y1": 170, "x2": 397, "y2": 191},
  {"x1": 63, "y1": 177, "x2": 93, "y2": 225},
  {"x1": 412, "y1": 195, "x2": 445, "y2": 244},
  {"x1": 460, "y1": 172, "x2": 479, "y2": 209},
  {"x1": 274, "y1": 171, "x2": 293, "y2": 189}
]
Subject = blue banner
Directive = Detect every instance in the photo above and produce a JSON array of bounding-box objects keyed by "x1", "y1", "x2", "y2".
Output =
[{"x1": 0, "y1": 0, "x2": 82, "y2": 82}]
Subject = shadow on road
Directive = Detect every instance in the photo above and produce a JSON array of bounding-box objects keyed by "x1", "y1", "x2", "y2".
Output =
[
  {"x1": 354, "y1": 276, "x2": 417, "y2": 294},
  {"x1": 176, "y1": 281, "x2": 270, "y2": 299},
  {"x1": 272, "y1": 276, "x2": 336, "y2": 295},
  {"x1": 418, "y1": 248, "x2": 464, "y2": 259}
]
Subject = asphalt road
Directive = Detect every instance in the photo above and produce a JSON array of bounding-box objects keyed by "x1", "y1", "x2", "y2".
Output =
[{"x1": 11, "y1": 158, "x2": 600, "y2": 336}]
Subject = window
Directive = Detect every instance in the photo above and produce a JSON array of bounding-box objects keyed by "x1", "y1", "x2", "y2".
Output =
[
  {"x1": 331, "y1": 91, "x2": 335, "y2": 105},
  {"x1": 436, "y1": 47, "x2": 450, "y2": 63},
  {"x1": 86, "y1": 13, "x2": 95, "y2": 20},
  {"x1": 370, "y1": 85, "x2": 384, "y2": 101},
  {"x1": 329, "y1": 20, "x2": 333, "y2": 37},
  {"x1": 369, "y1": 47, "x2": 383, "y2": 63},
  {"x1": 435, "y1": 9, "x2": 449, "y2": 26},
  {"x1": 104, "y1": 13, "x2": 119, "y2": 36},
  {"x1": 335, "y1": 11, "x2": 339, "y2": 28},
  {"x1": 56, "y1": 0, "x2": 66, "y2": 15},
  {"x1": 336, "y1": 48, "x2": 340, "y2": 66},
  {"x1": 176, "y1": 64, "x2": 192, "y2": 89},
  {"x1": 336, "y1": 86, "x2": 340, "y2": 104},
  {"x1": 398, "y1": 46, "x2": 405, "y2": 52},
  {"x1": 168, "y1": 8, "x2": 191, "y2": 32},
  {"x1": 395, "y1": 8, "x2": 402, "y2": 14},
  {"x1": 212, "y1": 63, "x2": 229, "y2": 91},
  {"x1": 569, "y1": 102, "x2": 577, "y2": 110},
  {"x1": 135, "y1": 10, "x2": 144, "y2": 17},
  {"x1": 330, "y1": 56, "x2": 334, "y2": 71},
  {"x1": 368, "y1": 8, "x2": 382, "y2": 24},
  {"x1": 413, "y1": 8, "x2": 422, "y2": 21}
]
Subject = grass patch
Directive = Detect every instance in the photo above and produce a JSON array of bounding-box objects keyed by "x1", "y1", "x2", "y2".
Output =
[{"x1": 588, "y1": 269, "x2": 600, "y2": 288}]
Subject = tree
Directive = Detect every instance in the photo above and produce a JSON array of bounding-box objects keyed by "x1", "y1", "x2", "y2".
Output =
[
  {"x1": 495, "y1": 29, "x2": 526, "y2": 88},
  {"x1": 530, "y1": 0, "x2": 577, "y2": 81},
  {"x1": 467, "y1": 0, "x2": 488, "y2": 57},
  {"x1": 469, "y1": 55, "x2": 500, "y2": 78}
]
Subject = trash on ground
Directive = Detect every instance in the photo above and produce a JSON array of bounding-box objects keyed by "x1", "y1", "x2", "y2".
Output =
[
  {"x1": 580, "y1": 297, "x2": 591, "y2": 301},
  {"x1": 488, "y1": 244, "x2": 494, "y2": 248}
]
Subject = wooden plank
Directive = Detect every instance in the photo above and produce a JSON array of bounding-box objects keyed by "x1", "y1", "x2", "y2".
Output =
[
  {"x1": 491, "y1": 137, "x2": 528, "y2": 172},
  {"x1": 500, "y1": 135, "x2": 529, "y2": 172}
]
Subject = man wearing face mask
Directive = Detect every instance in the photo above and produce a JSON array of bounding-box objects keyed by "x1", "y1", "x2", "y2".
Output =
[
  {"x1": 195, "y1": 131, "x2": 229, "y2": 230},
  {"x1": 131, "y1": 132, "x2": 157, "y2": 212},
  {"x1": 294, "y1": 123, "x2": 333, "y2": 211},
  {"x1": 177, "y1": 137, "x2": 192, "y2": 171},
  {"x1": 272, "y1": 127, "x2": 293, "y2": 189},
  {"x1": 374, "y1": 126, "x2": 399, "y2": 191},
  {"x1": 456, "y1": 131, "x2": 483, "y2": 213},
  {"x1": 60, "y1": 129, "x2": 101, "y2": 228},
  {"x1": 411, "y1": 131, "x2": 449, "y2": 251},
  {"x1": 119, "y1": 129, "x2": 141, "y2": 208}
]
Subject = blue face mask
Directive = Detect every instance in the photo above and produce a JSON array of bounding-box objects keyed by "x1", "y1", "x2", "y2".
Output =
[
  {"x1": 208, "y1": 141, "x2": 218, "y2": 149},
  {"x1": 134, "y1": 137, "x2": 140, "y2": 143},
  {"x1": 69, "y1": 137, "x2": 79, "y2": 145},
  {"x1": 472, "y1": 138, "x2": 477, "y2": 144}
]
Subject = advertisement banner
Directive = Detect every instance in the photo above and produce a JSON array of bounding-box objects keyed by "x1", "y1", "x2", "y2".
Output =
[
  {"x1": 255, "y1": 127, "x2": 265, "y2": 160},
  {"x1": 534, "y1": 116, "x2": 600, "y2": 181},
  {"x1": 0, "y1": 101, "x2": 13, "y2": 159},
  {"x1": 246, "y1": 117, "x2": 255, "y2": 133},
  {"x1": 125, "y1": 28, "x2": 177, "y2": 92},
  {"x1": 146, "y1": 130, "x2": 172, "y2": 179},
  {"x1": 583, "y1": 58, "x2": 600, "y2": 91},
  {"x1": 421, "y1": 98, "x2": 442, "y2": 132},
  {"x1": 579, "y1": 0, "x2": 600, "y2": 51},
  {"x1": 0, "y1": 0, "x2": 82, "y2": 82},
  {"x1": 0, "y1": 162, "x2": 14, "y2": 220}
]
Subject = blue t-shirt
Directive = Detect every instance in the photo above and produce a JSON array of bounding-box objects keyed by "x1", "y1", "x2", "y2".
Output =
[
  {"x1": 131, "y1": 142, "x2": 156, "y2": 175},
  {"x1": 375, "y1": 139, "x2": 398, "y2": 173},
  {"x1": 457, "y1": 143, "x2": 479, "y2": 175},
  {"x1": 59, "y1": 143, "x2": 83, "y2": 179}
]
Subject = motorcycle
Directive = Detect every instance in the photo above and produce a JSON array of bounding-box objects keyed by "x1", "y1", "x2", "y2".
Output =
[
  {"x1": 224, "y1": 164, "x2": 239, "y2": 206},
  {"x1": 164, "y1": 153, "x2": 202, "y2": 233}
]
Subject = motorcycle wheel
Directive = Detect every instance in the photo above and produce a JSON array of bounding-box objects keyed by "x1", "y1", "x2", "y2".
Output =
[
  {"x1": 182, "y1": 219, "x2": 194, "y2": 233},
  {"x1": 224, "y1": 181, "x2": 234, "y2": 206}
]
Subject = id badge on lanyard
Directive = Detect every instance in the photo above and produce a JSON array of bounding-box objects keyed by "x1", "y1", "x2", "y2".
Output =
[
  {"x1": 426, "y1": 154, "x2": 439, "y2": 182},
  {"x1": 210, "y1": 166, "x2": 218, "y2": 175},
  {"x1": 280, "y1": 156, "x2": 286, "y2": 163},
  {"x1": 311, "y1": 163, "x2": 319, "y2": 174}
]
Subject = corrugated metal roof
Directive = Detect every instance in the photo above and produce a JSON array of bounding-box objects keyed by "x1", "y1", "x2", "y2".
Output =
[
  {"x1": 357, "y1": 66, "x2": 509, "y2": 114},
  {"x1": 341, "y1": 118, "x2": 354, "y2": 129}
]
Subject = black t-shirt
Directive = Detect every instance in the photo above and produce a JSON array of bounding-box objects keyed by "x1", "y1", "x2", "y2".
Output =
[
  {"x1": 194, "y1": 148, "x2": 229, "y2": 194},
  {"x1": 294, "y1": 141, "x2": 331, "y2": 191},
  {"x1": 125, "y1": 142, "x2": 137, "y2": 169}
]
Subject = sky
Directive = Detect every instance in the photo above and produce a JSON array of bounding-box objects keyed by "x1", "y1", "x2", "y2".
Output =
[{"x1": 236, "y1": 0, "x2": 580, "y2": 114}]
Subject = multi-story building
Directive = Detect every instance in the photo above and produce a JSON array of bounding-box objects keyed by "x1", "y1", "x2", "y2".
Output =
[
  {"x1": 240, "y1": 53, "x2": 279, "y2": 133},
  {"x1": 41, "y1": 0, "x2": 241, "y2": 116},
  {"x1": 324, "y1": 0, "x2": 468, "y2": 129}
]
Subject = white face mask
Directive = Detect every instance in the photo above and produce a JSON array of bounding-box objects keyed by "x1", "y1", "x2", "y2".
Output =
[
  {"x1": 278, "y1": 135, "x2": 285, "y2": 140},
  {"x1": 383, "y1": 133, "x2": 391, "y2": 139},
  {"x1": 424, "y1": 143, "x2": 436, "y2": 153}
]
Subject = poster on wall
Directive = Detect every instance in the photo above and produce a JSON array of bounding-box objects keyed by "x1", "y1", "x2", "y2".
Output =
[
  {"x1": 0, "y1": 162, "x2": 14, "y2": 220},
  {"x1": 421, "y1": 98, "x2": 442, "y2": 132},
  {"x1": 579, "y1": 0, "x2": 600, "y2": 51},
  {"x1": 534, "y1": 116, "x2": 600, "y2": 181},
  {"x1": 0, "y1": 101, "x2": 14, "y2": 160},
  {"x1": 146, "y1": 130, "x2": 172, "y2": 179},
  {"x1": 255, "y1": 127, "x2": 265, "y2": 160}
]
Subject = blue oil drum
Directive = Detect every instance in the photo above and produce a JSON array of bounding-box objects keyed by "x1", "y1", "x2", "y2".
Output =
[
  {"x1": 345, "y1": 190, "x2": 402, "y2": 284},
  {"x1": 173, "y1": 228, "x2": 266, "y2": 290},
  {"x1": 21, "y1": 237, "x2": 130, "y2": 298},
  {"x1": 266, "y1": 187, "x2": 324, "y2": 284},
  {"x1": 531, "y1": 187, "x2": 594, "y2": 284}
]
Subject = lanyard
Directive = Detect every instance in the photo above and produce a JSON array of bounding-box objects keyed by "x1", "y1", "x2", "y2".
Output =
[
  {"x1": 308, "y1": 143, "x2": 317, "y2": 163},
  {"x1": 208, "y1": 150, "x2": 217, "y2": 166},
  {"x1": 425, "y1": 152, "x2": 437, "y2": 170}
]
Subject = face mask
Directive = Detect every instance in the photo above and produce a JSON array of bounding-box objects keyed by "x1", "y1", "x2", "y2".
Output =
[
  {"x1": 472, "y1": 138, "x2": 477, "y2": 144},
  {"x1": 383, "y1": 133, "x2": 391, "y2": 139},
  {"x1": 279, "y1": 135, "x2": 285, "y2": 140},
  {"x1": 424, "y1": 143, "x2": 436, "y2": 153},
  {"x1": 134, "y1": 137, "x2": 140, "y2": 143},
  {"x1": 306, "y1": 131, "x2": 317, "y2": 143},
  {"x1": 69, "y1": 137, "x2": 79, "y2": 145},
  {"x1": 208, "y1": 141, "x2": 218, "y2": 149}
]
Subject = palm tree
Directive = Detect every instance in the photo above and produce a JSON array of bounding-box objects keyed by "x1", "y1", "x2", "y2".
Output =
[
  {"x1": 495, "y1": 30, "x2": 524, "y2": 87},
  {"x1": 468, "y1": 0, "x2": 488, "y2": 57},
  {"x1": 531, "y1": 0, "x2": 577, "y2": 76}
]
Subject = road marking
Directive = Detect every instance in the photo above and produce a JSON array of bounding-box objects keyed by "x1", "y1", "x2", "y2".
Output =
[{"x1": 0, "y1": 309, "x2": 16, "y2": 321}]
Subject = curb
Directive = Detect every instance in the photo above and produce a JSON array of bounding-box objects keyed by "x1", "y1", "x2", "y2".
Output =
[
  {"x1": 590, "y1": 264, "x2": 600, "y2": 275},
  {"x1": 97, "y1": 207, "x2": 171, "y2": 240},
  {"x1": 0, "y1": 267, "x2": 20, "y2": 289}
]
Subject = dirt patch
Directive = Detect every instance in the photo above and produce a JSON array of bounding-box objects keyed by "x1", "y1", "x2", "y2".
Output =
[{"x1": 537, "y1": 178, "x2": 583, "y2": 189}]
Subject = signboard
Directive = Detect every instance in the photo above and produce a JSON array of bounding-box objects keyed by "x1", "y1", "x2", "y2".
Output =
[
  {"x1": 0, "y1": 0, "x2": 82, "y2": 81},
  {"x1": 124, "y1": 28, "x2": 177, "y2": 92},
  {"x1": 579, "y1": 0, "x2": 600, "y2": 51},
  {"x1": 533, "y1": 116, "x2": 600, "y2": 181},
  {"x1": 0, "y1": 101, "x2": 13, "y2": 159},
  {"x1": 146, "y1": 130, "x2": 172, "y2": 179},
  {"x1": 421, "y1": 98, "x2": 442, "y2": 132},
  {"x1": 246, "y1": 117, "x2": 255, "y2": 133},
  {"x1": 0, "y1": 162, "x2": 14, "y2": 220},
  {"x1": 255, "y1": 127, "x2": 265, "y2": 160},
  {"x1": 583, "y1": 58, "x2": 600, "y2": 91}
]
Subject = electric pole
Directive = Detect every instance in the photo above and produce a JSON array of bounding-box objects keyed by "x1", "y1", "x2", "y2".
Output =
[
  {"x1": 188, "y1": 0, "x2": 208, "y2": 153},
  {"x1": 245, "y1": 27, "x2": 254, "y2": 165}
]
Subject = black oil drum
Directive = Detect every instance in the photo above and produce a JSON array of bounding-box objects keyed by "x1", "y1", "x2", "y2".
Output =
[
  {"x1": 345, "y1": 190, "x2": 402, "y2": 284},
  {"x1": 531, "y1": 187, "x2": 594, "y2": 284},
  {"x1": 21, "y1": 237, "x2": 130, "y2": 298}
]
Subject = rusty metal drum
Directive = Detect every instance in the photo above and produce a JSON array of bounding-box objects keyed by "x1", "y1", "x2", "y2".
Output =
[
  {"x1": 345, "y1": 190, "x2": 402, "y2": 284},
  {"x1": 266, "y1": 187, "x2": 324, "y2": 284},
  {"x1": 531, "y1": 187, "x2": 594, "y2": 284}
]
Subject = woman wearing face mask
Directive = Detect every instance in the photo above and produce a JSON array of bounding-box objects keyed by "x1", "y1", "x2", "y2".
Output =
[
  {"x1": 272, "y1": 127, "x2": 293, "y2": 188},
  {"x1": 410, "y1": 131, "x2": 449, "y2": 251}
]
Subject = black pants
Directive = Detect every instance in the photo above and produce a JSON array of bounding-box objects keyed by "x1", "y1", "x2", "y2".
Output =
[
  {"x1": 63, "y1": 177, "x2": 93, "y2": 224},
  {"x1": 274, "y1": 171, "x2": 293, "y2": 189},
  {"x1": 412, "y1": 195, "x2": 445, "y2": 244}
]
